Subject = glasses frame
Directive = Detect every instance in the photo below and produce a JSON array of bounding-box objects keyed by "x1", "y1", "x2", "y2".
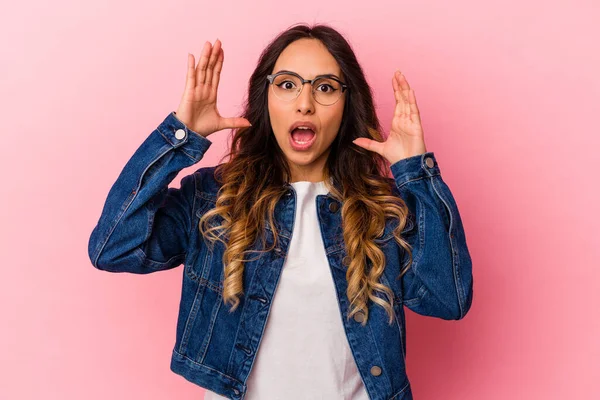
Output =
[{"x1": 266, "y1": 70, "x2": 349, "y2": 106}]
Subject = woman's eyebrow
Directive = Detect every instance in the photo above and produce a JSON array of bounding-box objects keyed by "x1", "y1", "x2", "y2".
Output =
[{"x1": 274, "y1": 69, "x2": 341, "y2": 80}]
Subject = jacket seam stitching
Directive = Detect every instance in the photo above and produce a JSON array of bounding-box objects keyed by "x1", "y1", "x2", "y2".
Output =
[
  {"x1": 226, "y1": 252, "x2": 271, "y2": 378},
  {"x1": 389, "y1": 380, "x2": 411, "y2": 399},
  {"x1": 198, "y1": 290, "x2": 223, "y2": 364},
  {"x1": 172, "y1": 349, "x2": 242, "y2": 384},
  {"x1": 398, "y1": 189, "x2": 426, "y2": 306},
  {"x1": 188, "y1": 173, "x2": 198, "y2": 241},
  {"x1": 430, "y1": 176, "x2": 464, "y2": 319},
  {"x1": 366, "y1": 320, "x2": 394, "y2": 395},
  {"x1": 179, "y1": 274, "x2": 207, "y2": 353}
]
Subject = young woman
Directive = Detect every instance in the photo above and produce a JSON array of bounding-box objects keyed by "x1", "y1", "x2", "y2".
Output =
[{"x1": 88, "y1": 24, "x2": 473, "y2": 400}]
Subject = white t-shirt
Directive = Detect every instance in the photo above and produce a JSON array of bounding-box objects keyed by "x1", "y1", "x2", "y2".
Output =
[{"x1": 204, "y1": 181, "x2": 369, "y2": 400}]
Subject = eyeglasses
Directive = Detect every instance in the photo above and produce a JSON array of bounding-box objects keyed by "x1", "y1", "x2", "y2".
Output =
[{"x1": 266, "y1": 70, "x2": 349, "y2": 106}]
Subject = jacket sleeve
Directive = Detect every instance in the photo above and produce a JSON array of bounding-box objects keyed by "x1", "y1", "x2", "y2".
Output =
[
  {"x1": 88, "y1": 112, "x2": 212, "y2": 274},
  {"x1": 390, "y1": 151, "x2": 473, "y2": 320}
]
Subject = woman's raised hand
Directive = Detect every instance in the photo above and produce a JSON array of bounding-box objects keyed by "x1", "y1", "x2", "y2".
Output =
[
  {"x1": 352, "y1": 70, "x2": 427, "y2": 164},
  {"x1": 175, "y1": 39, "x2": 252, "y2": 138}
]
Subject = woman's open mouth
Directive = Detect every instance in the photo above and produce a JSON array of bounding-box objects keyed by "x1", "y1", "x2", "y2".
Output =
[{"x1": 289, "y1": 127, "x2": 316, "y2": 151}]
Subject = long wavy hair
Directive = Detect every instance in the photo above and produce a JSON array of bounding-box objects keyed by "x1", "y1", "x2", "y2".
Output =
[{"x1": 199, "y1": 23, "x2": 413, "y2": 325}]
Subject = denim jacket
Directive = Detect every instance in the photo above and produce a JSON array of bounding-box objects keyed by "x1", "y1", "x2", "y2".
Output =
[{"x1": 88, "y1": 111, "x2": 473, "y2": 400}]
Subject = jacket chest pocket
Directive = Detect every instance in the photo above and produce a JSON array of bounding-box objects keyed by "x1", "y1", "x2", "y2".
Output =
[{"x1": 374, "y1": 212, "x2": 415, "y2": 245}]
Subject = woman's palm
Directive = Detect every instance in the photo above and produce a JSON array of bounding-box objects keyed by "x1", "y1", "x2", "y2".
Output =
[
  {"x1": 176, "y1": 39, "x2": 251, "y2": 137},
  {"x1": 353, "y1": 70, "x2": 427, "y2": 164}
]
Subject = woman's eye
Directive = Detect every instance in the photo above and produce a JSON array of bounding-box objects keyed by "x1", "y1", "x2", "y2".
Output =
[
  {"x1": 317, "y1": 84, "x2": 335, "y2": 92},
  {"x1": 278, "y1": 81, "x2": 296, "y2": 90}
]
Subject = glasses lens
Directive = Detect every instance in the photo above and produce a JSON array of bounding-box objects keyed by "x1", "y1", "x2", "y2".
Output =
[
  {"x1": 271, "y1": 74, "x2": 343, "y2": 105},
  {"x1": 312, "y1": 77, "x2": 342, "y2": 105},
  {"x1": 272, "y1": 74, "x2": 302, "y2": 101}
]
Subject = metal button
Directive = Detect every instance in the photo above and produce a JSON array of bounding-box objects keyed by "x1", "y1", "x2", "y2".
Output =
[
  {"x1": 233, "y1": 388, "x2": 240, "y2": 395},
  {"x1": 342, "y1": 256, "x2": 350, "y2": 266},
  {"x1": 425, "y1": 157, "x2": 434, "y2": 168},
  {"x1": 175, "y1": 129, "x2": 186, "y2": 140},
  {"x1": 353, "y1": 311, "x2": 365, "y2": 323},
  {"x1": 370, "y1": 365, "x2": 382, "y2": 376},
  {"x1": 328, "y1": 202, "x2": 339, "y2": 213}
]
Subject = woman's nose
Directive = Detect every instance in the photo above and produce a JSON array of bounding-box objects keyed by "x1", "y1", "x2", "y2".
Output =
[{"x1": 296, "y1": 82, "x2": 315, "y2": 112}]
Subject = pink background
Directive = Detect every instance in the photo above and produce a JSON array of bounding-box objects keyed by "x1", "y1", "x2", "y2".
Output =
[{"x1": 1, "y1": 0, "x2": 598, "y2": 399}]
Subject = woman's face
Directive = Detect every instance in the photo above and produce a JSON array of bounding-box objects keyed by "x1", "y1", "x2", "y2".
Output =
[{"x1": 268, "y1": 38, "x2": 346, "y2": 183}]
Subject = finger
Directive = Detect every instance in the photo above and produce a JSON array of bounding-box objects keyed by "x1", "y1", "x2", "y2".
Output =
[
  {"x1": 211, "y1": 47, "x2": 224, "y2": 98},
  {"x1": 185, "y1": 53, "x2": 196, "y2": 91},
  {"x1": 396, "y1": 71, "x2": 411, "y2": 115},
  {"x1": 220, "y1": 116, "x2": 252, "y2": 130},
  {"x1": 393, "y1": 81, "x2": 405, "y2": 118},
  {"x1": 352, "y1": 137, "x2": 384, "y2": 156},
  {"x1": 196, "y1": 41, "x2": 211, "y2": 86},
  {"x1": 205, "y1": 39, "x2": 222, "y2": 87},
  {"x1": 396, "y1": 70, "x2": 410, "y2": 92},
  {"x1": 408, "y1": 89, "x2": 421, "y2": 122},
  {"x1": 392, "y1": 71, "x2": 402, "y2": 104},
  {"x1": 393, "y1": 71, "x2": 408, "y2": 117}
]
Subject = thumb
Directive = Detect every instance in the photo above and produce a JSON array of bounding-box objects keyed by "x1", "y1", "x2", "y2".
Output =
[
  {"x1": 221, "y1": 117, "x2": 252, "y2": 129},
  {"x1": 352, "y1": 138, "x2": 384, "y2": 155}
]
